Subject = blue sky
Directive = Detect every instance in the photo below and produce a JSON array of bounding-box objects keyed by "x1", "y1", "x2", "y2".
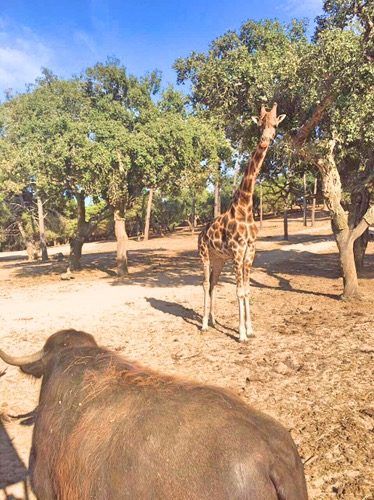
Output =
[{"x1": 0, "y1": 0, "x2": 323, "y2": 95}]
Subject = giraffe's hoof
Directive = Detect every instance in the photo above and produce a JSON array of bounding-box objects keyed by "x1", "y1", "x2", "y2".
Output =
[
  {"x1": 201, "y1": 318, "x2": 209, "y2": 332},
  {"x1": 246, "y1": 331, "x2": 254, "y2": 339},
  {"x1": 239, "y1": 326, "x2": 247, "y2": 342}
]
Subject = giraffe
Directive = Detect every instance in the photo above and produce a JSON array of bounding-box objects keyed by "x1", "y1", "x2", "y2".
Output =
[{"x1": 198, "y1": 103, "x2": 286, "y2": 342}]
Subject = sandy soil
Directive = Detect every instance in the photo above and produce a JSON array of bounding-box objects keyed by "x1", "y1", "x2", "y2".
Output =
[{"x1": 0, "y1": 213, "x2": 373, "y2": 499}]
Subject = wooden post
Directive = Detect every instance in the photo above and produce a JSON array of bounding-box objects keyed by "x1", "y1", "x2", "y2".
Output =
[
  {"x1": 259, "y1": 183, "x2": 263, "y2": 228},
  {"x1": 311, "y1": 177, "x2": 317, "y2": 227},
  {"x1": 303, "y1": 172, "x2": 307, "y2": 226}
]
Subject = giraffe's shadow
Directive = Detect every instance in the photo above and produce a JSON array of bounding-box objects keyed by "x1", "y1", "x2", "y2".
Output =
[{"x1": 145, "y1": 298, "x2": 240, "y2": 341}]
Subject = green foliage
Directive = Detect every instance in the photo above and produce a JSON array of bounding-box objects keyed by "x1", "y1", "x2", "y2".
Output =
[
  {"x1": 0, "y1": 57, "x2": 233, "y2": 249},
  {"x1": 175, "y1": 12, "x2": 373, "y2": 215}
]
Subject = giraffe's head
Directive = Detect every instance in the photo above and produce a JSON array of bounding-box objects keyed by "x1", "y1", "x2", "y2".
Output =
[{"x1": 251, "y1": 103, "x2": 286, "y2": 148}]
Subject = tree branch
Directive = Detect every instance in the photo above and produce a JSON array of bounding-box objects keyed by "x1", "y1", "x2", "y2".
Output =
[
  {"x1": 351, "y1": 205, "x2": 374, "y2": 241},
  {"x1": 293, "y1": 94, "x2": 333, "y2": 147},
  {"x1": 87, "y1": 205, "x2": 113, "y2": 233}
]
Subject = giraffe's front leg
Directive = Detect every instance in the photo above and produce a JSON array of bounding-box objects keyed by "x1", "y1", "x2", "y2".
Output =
[
  {"x1": 201, "y1": 261, "x2": 210, "y2": 331},
  {"x1": 234, "y1": 258, "x2": 247, "y2": 342},
  {"x1": 243, "y1": 249, "x2": 255, "y2": 338}
]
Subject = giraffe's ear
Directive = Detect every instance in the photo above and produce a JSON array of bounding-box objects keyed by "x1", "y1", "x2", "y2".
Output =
[
  {"x1": 251, "y1": 116, "x2": 259, "y2": 125},
  {"x1": 277, "y1": 114, "x2": 286, "y2": 125}
]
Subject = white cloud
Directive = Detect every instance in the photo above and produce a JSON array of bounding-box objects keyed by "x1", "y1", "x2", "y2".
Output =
[{"x1": 0, "y1": 21, "x2": 52, "y2": 93}]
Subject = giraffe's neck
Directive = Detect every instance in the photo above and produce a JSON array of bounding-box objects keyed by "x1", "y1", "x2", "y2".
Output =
[{"x1": 230, "y1": 142, "x2": 269, "y2": 220}]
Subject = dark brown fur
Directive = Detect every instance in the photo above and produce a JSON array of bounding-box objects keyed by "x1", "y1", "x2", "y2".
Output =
[{"x1": 13, "y1": 330, "x2": 307, "y2": 499}]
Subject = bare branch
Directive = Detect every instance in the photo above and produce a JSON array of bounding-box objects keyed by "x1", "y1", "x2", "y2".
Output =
[
  {"x1": 351, "y1": 205, "x2": 374, "y2": 241},
  {"x1": 293, "y1": 94, "x2": 333, "y2": 148}
]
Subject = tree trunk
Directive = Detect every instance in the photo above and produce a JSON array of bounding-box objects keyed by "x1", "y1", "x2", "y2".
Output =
[
  {"x1": 351, "y1": 187, "x2": 370, "y2": 272},
  {"x1": 303, "y1": 172, "x2": 307, "y2": 226},
  {"x1": 70, "y1": 237, "x2": 85, "y2": 270},
  {"x1": 315, "y1": 141, "x2": 374, "y2": 299},
  {"x1": 214, "y1": 176, "x2": 221, "y2": 218},
  {"x1": 69, "y1": 192, "x2": 89, "y2": 270},
  {"x1": 335, "y1": 230, "x2": 360, "y2": 298},
  {"x1": 283, "y1": 206, "x2": 289, "y2": 241},
  {"x1": 291, "y1": 101, "x2": 373, "y2": 298},
  {"x1": 114, "y1": 207, "x2": 128, "y2": 277},
  {"x1": 16, "y1": 220, "x2": 39, "y2": 261},
  {"x1": 144, "y1": 188, "x2": 154, "y2": 241},
  {"x1": 191, "y1": 195, "x2": 196, "y2": 233},
  {"x1": 259, "y1": 183, "x2": 263, "y2": 228},
  {"x1": 37, "y1": 195, "x2": 48, "y2": 261},
  {"x1": 311, "y1": 178, "x2": 317, "y2": 227},
  {"x1": 232, "y1": 151, "x2": 242, "y2": 194}
]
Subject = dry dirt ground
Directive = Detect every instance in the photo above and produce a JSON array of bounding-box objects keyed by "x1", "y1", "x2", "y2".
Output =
[{"x1": 0, "y1": 213, "x2": 373, "y2": 500}]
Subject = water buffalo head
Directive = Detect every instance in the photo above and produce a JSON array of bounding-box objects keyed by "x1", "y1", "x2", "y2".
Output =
[{"x1": 0, "y1": 329, "x2": 97, "y2": 378}]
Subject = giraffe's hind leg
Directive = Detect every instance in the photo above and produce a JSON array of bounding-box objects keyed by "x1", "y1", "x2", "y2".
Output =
[
  {"x1": 200, "y1": 245, "x2": 211, "y2": 331},
  {"x1": 233, "y1": 256, "x2": 247, "y2": 342},
  {"x1": 209, "y1": 259, "x2": 225, "y2": 327}
]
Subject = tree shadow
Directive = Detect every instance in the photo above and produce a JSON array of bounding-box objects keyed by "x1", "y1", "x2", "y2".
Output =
[
  {"x1": 0, "y1": 254, "x2": 27, "y2": 263},
  {"x1": 257, "y1": 233, "x2": 333, "y2": 245},
  {"x1": 0, "y1": 421, "x2": 29, "y2": 499},
  {"x1": 4, "y1": 234, "x2": 373, "y2": 298},
  {"x1": 3, "y1": 251, "x2": 118, "y2": 279}
]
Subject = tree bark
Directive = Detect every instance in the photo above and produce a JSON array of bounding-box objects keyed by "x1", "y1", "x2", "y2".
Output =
[
  {"x1": 283, "y1": 204, "x2": 289, "y2": 241},
  {"x1": 291, "y1": 98, "x2": 373, "y2": 299},
  {"x1": 16, "y1": 219, "x2": 39, "y2": 261},
  {"x1": 232, "y1": 151, "x2": 242, "y2": 194},
  {"x1": 351, "y1": 187, "x2": 370, "y2": 272},
  {"x1": 114, "y1": 207, "x2": 128, "y2": 277},
  {"x1": 214, "y1": 175, "x2": 221, "y2": 218},
  {"x1": 37, "y1": 195, "x2": 48, "y2": 261},
  {"x1": 303, "y1": 172, "x2": 307, "y2": 226},
  {"x1": 311, "y1": 178, "x2": 317, "y2": 227},
  {"x1": 315, "y1": 142, "x2": 374, "y2": 299},
  {"x1": 144, "y1": 188, "x2": 154, "y2": 241},
  {"x1": 69, "y1": 192, "x2": 89, "y2": 271},
  {"x1": 335, "y1": 230, "x2": 359, "y2": 298},
  {"x1": 191, "y1": 194, "x2": 196, "y2": 233}
]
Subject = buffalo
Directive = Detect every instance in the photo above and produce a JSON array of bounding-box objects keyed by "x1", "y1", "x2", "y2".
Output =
[{"x1": 0, "y1": 329, "x2": 308, "y2": 499}]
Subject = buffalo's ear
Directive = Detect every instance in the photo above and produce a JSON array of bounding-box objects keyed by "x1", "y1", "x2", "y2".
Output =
[
  {"x1": 251, "y1": 116, "x2": 259, "y2": 125},
  {"x1": 277, "y1": 114, "x2": 286, "y2": 125},
  {"x1": 20, "y1": 360, "x2": 45, "y2": 378}
]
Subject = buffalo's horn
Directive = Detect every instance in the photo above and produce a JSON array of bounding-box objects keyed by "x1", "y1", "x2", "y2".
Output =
[{"x1": 0, "y1": 349, "x2": 44, "y2": 366}]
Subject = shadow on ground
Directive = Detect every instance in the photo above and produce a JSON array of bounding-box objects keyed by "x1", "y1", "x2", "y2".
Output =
[
  {"x1": 146, "y1": 297, "x2": 245, "y2": 342},
  {"x1": 4, "y1": 234, "x2": 373, "y2": 300},
  {"x1": 0, "y1": 420, "x2": 29, "y2": 499}
]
